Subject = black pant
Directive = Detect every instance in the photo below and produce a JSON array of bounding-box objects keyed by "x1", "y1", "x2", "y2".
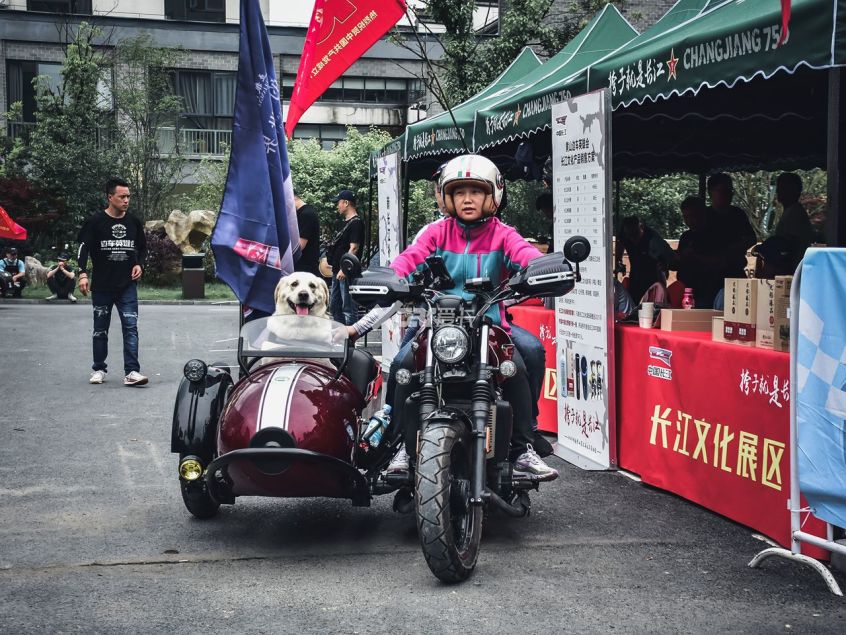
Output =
[
  {"x1": 48, "y1": 276, "x2": 75, "y2": 298},
  {"x1": 386, "y1": 343, "x2": 535, "y2": 458}
]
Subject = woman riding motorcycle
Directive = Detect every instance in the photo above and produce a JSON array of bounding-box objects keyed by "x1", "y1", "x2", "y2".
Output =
[{"x1": 349, "y1": 154, "x2": 558, "y2": 481}]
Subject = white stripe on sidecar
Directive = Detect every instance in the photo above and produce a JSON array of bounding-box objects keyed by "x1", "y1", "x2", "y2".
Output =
[{"x1": 257, "y1": 364, "x2": 305, "y2": 431}]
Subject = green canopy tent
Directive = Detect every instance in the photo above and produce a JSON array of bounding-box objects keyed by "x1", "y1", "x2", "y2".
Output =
[
  {"x1": 579, "y1": 0, "x2": 845, "y2": 242},
  {"x1": 472, "y1": 3, "x2": 638, "y2": 157},
  {"x1": 401, "y1": 46, "x2": 543, "y2": 173}
]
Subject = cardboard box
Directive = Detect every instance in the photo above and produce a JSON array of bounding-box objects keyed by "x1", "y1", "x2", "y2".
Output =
[
  {"x1": 773, "y1": 275, "x2": 793, "y2": 352},
  {"x1": 724, "y1": 278, "x2": 758, "y2": 342},
  {"x1": 660, "y1": 309, "x2": 721, "y2": 332},
  {"x1": 755, "y1": 279, "x2": 775, "y2": 349},
  {"x1": 712, "y1": 316, "x2": 726, "y2": 343}
]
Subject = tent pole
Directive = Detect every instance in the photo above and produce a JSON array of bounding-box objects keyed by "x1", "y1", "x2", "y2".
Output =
[{"x1": 827, "y1": 68, "x2": 845, "y2": 247}]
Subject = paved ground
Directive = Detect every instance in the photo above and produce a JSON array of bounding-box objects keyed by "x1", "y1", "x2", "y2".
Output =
[{"x1": 2, "y1": 301, "x2": 846, "y2": 633}]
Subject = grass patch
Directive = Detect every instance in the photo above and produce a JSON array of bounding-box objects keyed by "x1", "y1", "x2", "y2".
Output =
[{"x1": 20, "y1": 281, "x2": 236, "y2": 301}]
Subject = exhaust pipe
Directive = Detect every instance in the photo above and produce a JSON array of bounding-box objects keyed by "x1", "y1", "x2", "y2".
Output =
[{"x1": 485, "y1": 488, "x2": 530, "y2": 517}]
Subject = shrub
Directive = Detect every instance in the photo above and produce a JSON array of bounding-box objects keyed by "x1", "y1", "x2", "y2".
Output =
[{"x1": 143, "y1": 228, "x2": 181, "y2": 286}]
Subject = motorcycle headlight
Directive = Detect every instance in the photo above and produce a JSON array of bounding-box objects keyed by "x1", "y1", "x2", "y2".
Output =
[
  {"x1": 183, "y1": 359, "x2": 208, "y2": 383},
  {"x1": 431, "y1": 326, "x2": 470, "y2": 364}
]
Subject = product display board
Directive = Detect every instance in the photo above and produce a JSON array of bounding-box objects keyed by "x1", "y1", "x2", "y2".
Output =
[
  {"x1": 551, "y1": 90, "x2": 616, "y2": 470},
  {"x1": 376, "y1": 152, "x2": 402, "y2": 372}
]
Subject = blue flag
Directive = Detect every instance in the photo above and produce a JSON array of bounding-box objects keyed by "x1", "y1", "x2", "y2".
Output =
[{"x1": 211, "y1": 0, "x2": 300, "y2": 316}]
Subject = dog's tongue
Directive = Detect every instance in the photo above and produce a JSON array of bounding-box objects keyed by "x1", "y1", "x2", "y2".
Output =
[{"x1": 296, "y1": 305, "x2": 310, "y2": 316}]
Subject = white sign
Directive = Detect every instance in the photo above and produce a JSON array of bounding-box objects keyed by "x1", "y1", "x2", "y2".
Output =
[
  {"x1": 551, "y1": 90, "x2": 616, "y2": 470},
  {"x1": 377, "y1": 152, "x2": 402, "y2": 372}
]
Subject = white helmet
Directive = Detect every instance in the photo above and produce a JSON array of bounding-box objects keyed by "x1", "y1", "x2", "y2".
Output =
[{"x1": 439, "y1": 154, "x2": 504, "y2": 217}]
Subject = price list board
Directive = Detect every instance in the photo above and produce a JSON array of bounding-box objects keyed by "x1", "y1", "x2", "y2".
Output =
[{"x1": 551, "y1": 90, "x2": 616, "y2": 470}]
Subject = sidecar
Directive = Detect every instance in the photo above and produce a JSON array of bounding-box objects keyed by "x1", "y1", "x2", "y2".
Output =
[{"x1": 171, "y1": 315, "x2": 383, "y2": 519}]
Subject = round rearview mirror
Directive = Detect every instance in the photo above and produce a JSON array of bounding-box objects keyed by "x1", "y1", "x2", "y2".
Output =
[
  {"x1": 564, "y1": 236, "x2": 591, "y2": 264},
  {"x1": 340, "y1": 253, "x2": 362, "y2": 279}
]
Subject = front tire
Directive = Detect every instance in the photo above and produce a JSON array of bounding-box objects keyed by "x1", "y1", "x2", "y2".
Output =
[
  {"x1": 180, "y1": 480, "x2": 219, "y2": 519},
  {"x1": 415, "y1": 422, "x2": 482, "y2": 583}
]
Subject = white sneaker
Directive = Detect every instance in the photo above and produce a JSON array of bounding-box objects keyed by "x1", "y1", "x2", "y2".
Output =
[
  {"x1": 46, "y1": 294, "x2": 58, "y2": 301},
  {"x1": 513, "y1": 444, "x2": 559, "y2": 481},
  {"x1": 387, "y1": 445, "x2": 410, "y2": 473},
  {"x1": 89, "y1": 370, "x2": 106, "y2": 384},
  {"x1": 124, "y1": 371, "x2": 149, "y2": 386},
  {"x1": 68, "y1": 293, "x2": 77, "y2": 303}
]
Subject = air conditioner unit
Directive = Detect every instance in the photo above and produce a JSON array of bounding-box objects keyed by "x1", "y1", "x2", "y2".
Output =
[{"x1": 0, "y1": 0, "x2": 9, "y2": 9}]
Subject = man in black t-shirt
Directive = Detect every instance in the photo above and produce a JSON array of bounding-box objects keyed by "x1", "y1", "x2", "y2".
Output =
[
  {"x1": 328, "y1": 189, "x2": 364, "y2": 325},
  {"x1": 705, "y1": 173, "x2": 757, "y2": 280},
  {"x1": 293, "y1": 194, "x2": 320, "y2": 276},
  {"x1": 77, "y1": 178, "x2": 148, "y2": 387}
]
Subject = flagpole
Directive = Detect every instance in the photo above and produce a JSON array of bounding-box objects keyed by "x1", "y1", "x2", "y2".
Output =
[{"x1": 403, "y1": 6, "x2": 472, "y2": 154}]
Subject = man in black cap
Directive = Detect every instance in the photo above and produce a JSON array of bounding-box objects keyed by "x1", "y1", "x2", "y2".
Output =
[
  {"x1": 0, "y1": 246, "x2": 26, "y2": 297},
  {"x1": 327, "y1": 189, "x2": 364, "y2": 325},
  {"x1": 46, "y1": 252, "x2": 77, "y2": 302}
]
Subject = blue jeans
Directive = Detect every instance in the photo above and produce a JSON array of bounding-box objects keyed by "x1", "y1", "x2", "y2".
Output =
[
  {"x1": 510, "y1": 324, "x2": 546, "y2": 430},
  {"x1": 329, "y1": 276, "x2": 357, "y2": 325},
  {"x1": 91, "y1": 284, "x2": 140, "y2": 374}
]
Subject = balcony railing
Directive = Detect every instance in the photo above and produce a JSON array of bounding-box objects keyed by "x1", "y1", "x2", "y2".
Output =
[
  {"x1": 6, "y1": 121, "x2": 113, "y2": 150},
  {"x1": 158, "y1": 127, "x2": 231, "y2": 157}
]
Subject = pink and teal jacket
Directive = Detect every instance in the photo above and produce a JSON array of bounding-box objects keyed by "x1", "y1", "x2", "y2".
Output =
[{"x1": 390, "y1": 216, "x2": 542, "y2": 330}]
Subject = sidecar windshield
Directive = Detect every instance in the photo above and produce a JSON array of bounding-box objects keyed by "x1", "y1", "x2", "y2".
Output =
[{"x1": 240, "y1": 315, "x2": 348, "y2": 358}]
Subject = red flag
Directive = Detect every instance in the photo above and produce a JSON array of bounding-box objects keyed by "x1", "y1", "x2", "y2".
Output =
[
  {"x1": 777, "y1": 0, "x2": 791, "y2": 47},
  {"x1": 285, "y1": 0, "x2": 407, "y2": 138},
  {"x1": 0, "y1": 206, "x2": 27, "y2": 241}
]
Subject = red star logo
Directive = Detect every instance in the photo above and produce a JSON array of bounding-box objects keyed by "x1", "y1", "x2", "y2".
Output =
[{"x1": 666, "y1": 48, "x2": 679, "y2": 81}]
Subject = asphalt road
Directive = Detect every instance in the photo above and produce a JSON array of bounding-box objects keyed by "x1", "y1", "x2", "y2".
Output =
[{"x1": 2, "y1": 301, "x2": 846, "y2": 634}]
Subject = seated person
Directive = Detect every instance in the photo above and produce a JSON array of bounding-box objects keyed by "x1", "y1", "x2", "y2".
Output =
[
  {"x1": 672, "y1": 196, "x2": 724, "y2": 309},
  {"x1": 0, "y1": 246, "x2": 27, "y2": 298},
  {"x1": 349, "y1": 154, "x2": 558, "y2": 481},
  {"x1": 615, "y1": 217, "x2": 671, "y2": 303},
  {"x1": 46, "y1": 252, "x2": 77, "y2": 302},
  {"x1": 752, "y1": 236, "x2": 798, "y2": 279}
]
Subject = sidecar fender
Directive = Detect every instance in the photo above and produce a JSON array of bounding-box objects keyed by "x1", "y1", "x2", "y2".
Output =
[{"x1": 171, "y1": 365, "x2": 233, "y2": 461}]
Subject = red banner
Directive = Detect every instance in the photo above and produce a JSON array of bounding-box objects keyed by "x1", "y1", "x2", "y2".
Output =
[
  {"x1": 285, "y1": 0, "x2": 407, "y2": 138},
  {"x1": 0, "y1": 206, "x2": 27, "y2": 240},
  {"x1": 616, "y1": 325, "x2": 826, "y2": 557}
]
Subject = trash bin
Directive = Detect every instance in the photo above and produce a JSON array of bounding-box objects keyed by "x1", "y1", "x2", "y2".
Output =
[{"x1": 182, "y1": 253, "x2": 205, "y2": 299}]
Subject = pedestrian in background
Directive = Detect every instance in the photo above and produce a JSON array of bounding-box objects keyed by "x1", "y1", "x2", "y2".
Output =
[
  {"x1": 294, "y1": 194, "x2": 320, "y2": 277},
  {"x1": 327, "y1": 189, "x2": 363, "y2": 325},
  {"x1": 0, "y1": 246, "x2": 27, "y2": 297},
  {"x1": 45, "y1": 252, "x2": 77, "y2": 302},
  {"x1": 77, "y1": 178, "x2": 148, "y2": 386}
]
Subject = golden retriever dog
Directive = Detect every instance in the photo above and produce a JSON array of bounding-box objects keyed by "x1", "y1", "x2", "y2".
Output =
[
  {"x1": 266, "y1": 272, "x2": 334, "y2": 348},
  {"x1": 273, "y1": 271, "x2": 330, "y2": 318}
]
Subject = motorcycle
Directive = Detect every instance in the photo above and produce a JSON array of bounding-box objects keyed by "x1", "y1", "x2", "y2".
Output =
[{"x1": 170, "y1": 237, "x2": 589, "y2": 582}]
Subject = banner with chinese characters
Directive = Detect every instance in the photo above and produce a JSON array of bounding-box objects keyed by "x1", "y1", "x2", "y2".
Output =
[
  {"x1": 616, "y1": 326, "x2": 827, "y2": 554},
  {"x1": 377, "y1": 152, "x2": 402, "y2": 372},
  {"x1": 797, "y1": 248, "x2": 846, "y2": 528},
  {"x1": 551, "y1": 90, "x2": 616, "y2": 470}
]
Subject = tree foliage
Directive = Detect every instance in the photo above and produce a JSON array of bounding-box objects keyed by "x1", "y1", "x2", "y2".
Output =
[{"x1": 111, "y1": 33, "x2": 186, "y2": 222}]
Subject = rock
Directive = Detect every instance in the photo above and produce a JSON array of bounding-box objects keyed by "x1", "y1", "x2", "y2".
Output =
[
  {"x1": 24, "y1": 256, "x2": 49, "y2": 285},
  {"x1": 164, "y1": 209, "x2": 217, "y2": 254}
]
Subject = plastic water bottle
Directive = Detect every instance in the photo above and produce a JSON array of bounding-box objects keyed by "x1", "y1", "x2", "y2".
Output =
[
  {"x1": 682, "y1": 288, "x2": 696, "y2": 310},
  {"x1": 363, "y1": 405, "x2": 392, "y2": 449}
]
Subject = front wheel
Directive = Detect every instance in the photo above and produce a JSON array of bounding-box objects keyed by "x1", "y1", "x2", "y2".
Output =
[
  {"x1": 180, "y1": 480, "x2": 219, "y2": 519},
  {"x1": 415, "y1": 422, "x2": 482, "y2": 583}
]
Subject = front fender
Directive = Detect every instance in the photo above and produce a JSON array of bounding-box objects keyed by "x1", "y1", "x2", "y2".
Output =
[{"x1": 170, "y1": 365, "x2": 233, "y2": 461}]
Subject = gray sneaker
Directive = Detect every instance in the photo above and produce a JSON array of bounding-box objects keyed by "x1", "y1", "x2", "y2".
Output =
[
  {"x1": 387, "y1": 445, "x2": 410, "y2": 473},
  {"x1": 124, "y1": 371, "x2": 148, "y2": 386},
  {"x1": 68, "y1": 293, "x2": 77, "y2": 303},
  {"x1": 89, "y1": 370, "x2": 106, "y2": 384},
  {"x1": 513, "y1": 444, "x2": 559, "y2": 481},
  {"x1": 46, "y1": 294, "x2": 58, "y2": 301}
]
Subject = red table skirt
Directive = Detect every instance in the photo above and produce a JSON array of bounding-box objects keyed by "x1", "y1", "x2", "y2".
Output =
[
  {"x1": 508, "y1": 305, "x2": 558, "y2": 433},
  {"x1": 616, "y1": 324, "x2": 826, "y2": 555}
]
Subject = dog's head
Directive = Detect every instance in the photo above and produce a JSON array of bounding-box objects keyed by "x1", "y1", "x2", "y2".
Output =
[{"x1": 273, "y1": 272, "x2": 330, "y2": 318}]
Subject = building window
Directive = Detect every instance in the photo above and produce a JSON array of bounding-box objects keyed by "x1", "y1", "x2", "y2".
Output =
[
  {"x1": 26, "y1": 0, "x2": 92, "y2": 14},
  {"x1": 282, "y1": 75, "x2": 423, "y2": 105},
  {"x1": 165, "y1": 0, "x2": 226, "y2": 23},
  {"x1": 6, "y1": 61, "x2": 63, "y2": 123},
  {"x1": 291, "y1": 124, "x2": 367, "y2": 150},
  {"x1": 168, "y1": 69, "x2": 235, "y2": 130}
]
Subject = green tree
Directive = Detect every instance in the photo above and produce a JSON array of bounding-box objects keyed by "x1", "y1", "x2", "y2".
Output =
[
  {"x1": 3, "y1": 23, "x2": 119, "y2": 245},
  {"x1": 111, "y1": 33, "x2": 186, "y2": 222}
]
